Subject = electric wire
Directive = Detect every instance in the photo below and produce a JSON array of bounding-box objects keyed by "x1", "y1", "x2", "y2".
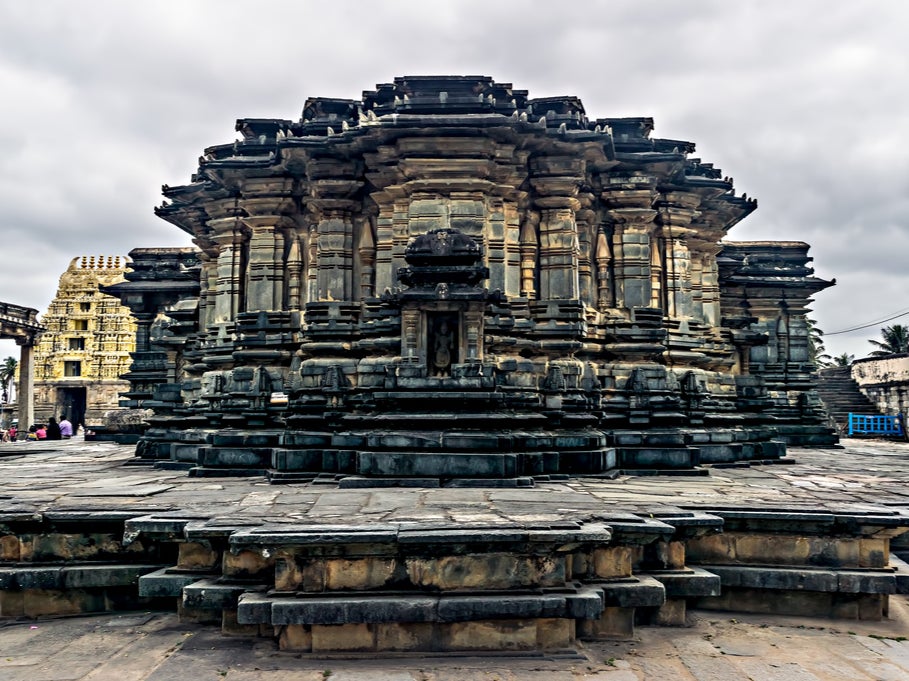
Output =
[{"x1": 824, "y1": 308, "x2": 909, "y2": 335}]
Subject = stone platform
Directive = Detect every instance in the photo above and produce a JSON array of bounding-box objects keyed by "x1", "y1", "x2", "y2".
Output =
[{"x1": 3, "y1": 438, "x2": 909, "y2": 656}]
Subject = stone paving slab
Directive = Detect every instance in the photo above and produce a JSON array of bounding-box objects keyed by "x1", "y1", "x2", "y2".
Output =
[
  {"x1": 4, "y1": 602, "x2": 909, "y2": 680},
  {"x1": 2, "y1": 438, "x2": 909, "y2": 525}
]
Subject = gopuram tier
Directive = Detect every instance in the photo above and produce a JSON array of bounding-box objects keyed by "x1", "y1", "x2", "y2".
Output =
[{"x1": 113, "y1": 75, "x2": 835, "y2": 483}]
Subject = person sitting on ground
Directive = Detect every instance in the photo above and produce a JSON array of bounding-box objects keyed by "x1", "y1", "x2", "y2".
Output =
[
  {"x1": 46, "y1": 416, "x2": 62, "y2": 440},
  {"x1": 35, "y1": 424, "x2": 46, "y2": 440},
  {"x1": 58, "y1": 416, "x2": 73, "y2": 439},
  {"x1": 26, "y1": 425, "x2": 38, "y2": 441}
]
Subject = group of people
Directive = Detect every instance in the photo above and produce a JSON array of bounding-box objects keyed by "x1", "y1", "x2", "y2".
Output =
[{"x1": 2, "y1": 416, "x2": 74, "y2": 442}]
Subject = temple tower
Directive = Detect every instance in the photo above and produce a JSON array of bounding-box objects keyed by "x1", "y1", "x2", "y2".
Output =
[{"x1": 32, "y1": 256, "x2": 136, "y2": 428}]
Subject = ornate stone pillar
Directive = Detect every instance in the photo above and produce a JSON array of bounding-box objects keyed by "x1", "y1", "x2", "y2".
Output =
[
  {"x1": 576, "y1": 204, "x2": 596, "y2": 308},
  {"x1": 208, "y1": 221, "x2": 246, "y2": 323},
  {"x1": 312, "y1": 201, "x2": 355, "y2": 302},
  {"x1": 519, "y1": 212, "x2": 540, "y2": 300},
  {"x1": 603, "y1": 183, "x2": 658, "y2": 310},
  {"x1": 286, "y1": 235, "x2": 304, "y2": 311},
  {"x1": 657, "y1": 192, "x2": 700, "y2": 319},
  {"x1": 595, "y1": 229, "x2": 612, "y2": 311},
  {"x1": 356, "y1": 216, "x2": 376, "y2": 300}
]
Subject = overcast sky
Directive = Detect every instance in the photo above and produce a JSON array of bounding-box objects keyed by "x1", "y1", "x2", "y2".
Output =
[{"x1": 1, "y1": 0, "x2": 907, "y2": 362}]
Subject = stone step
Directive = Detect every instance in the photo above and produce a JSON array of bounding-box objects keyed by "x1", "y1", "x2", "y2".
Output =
[
  {"x1": 237, "y1": 586, "x2": 605, "y2": 626},
  {"x1": 617, "y1": 446, "x2": 700, "y2": 469}
]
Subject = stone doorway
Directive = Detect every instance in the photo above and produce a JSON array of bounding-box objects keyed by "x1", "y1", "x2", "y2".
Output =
[
  {"x1": 58, "y1": 386, "x2": 87, "y2": 431},
  {"x1": 427, "y1": 312, "x2": 459, "y2": 377}
]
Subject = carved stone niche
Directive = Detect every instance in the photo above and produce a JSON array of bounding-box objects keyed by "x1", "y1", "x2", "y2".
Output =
[{"x1": 395, "y1": 229, "x2": 491, "y2": 376}]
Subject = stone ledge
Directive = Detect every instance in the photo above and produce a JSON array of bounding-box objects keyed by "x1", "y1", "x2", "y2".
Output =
[
  {"x1": 0, "y1": 564, "x2": 164, "y2": 590},
  {"x1": 238, "y1": 587, "x2": 604, "y2": 626},
  {"x1": 702, "y1": 564, "x2": 896, "y2": 594}
]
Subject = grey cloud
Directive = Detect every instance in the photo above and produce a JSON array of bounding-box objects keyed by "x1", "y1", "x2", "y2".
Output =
[{"x1": 0, "y1": 0, "x2": 907, "y2": 362}]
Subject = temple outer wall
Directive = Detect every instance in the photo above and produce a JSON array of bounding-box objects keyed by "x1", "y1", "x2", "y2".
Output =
[
  {"x1": 851, "y1": 354, "x2": 909, "y2": 416},
  {"x1": 33, "y1": 380, "x2": 131, "y2": 427}
]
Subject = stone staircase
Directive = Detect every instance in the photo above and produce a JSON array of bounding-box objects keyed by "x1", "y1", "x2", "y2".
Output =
[{"x1": 816, "y1": 366, "x2": 883, "y2": 431}]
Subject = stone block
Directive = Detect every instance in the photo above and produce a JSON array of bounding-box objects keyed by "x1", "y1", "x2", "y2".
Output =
[
  {"x1": 311, "y1": 623, "x2": 375, "y2": 652},
  {"x1": 182, "y1": 578, "x2": 255, "y2": 609},
  {"x1": 138, "y1": 567, "x2": 199, "y2": 597},
  {"x1": 406, "y1": 554, "x2": 563, "y2": 590},
  {"x1": 0, "y1": 534, "x2": 19, "y2": 561},
  {"x1": 650, "y1": 567, "x2": 721, "y2": 598},
  {"x1": 271, "y1": 595, "x2": 438, "y2": 625},
  {"x1": 358, "y1": 451, "x2": 516, "y2": 478},
  {"x1": 649, "y1": 540, "x2": 686, "y2": 570},
  {"x1": 375, "y1": 622, "x2": 435, "y2": 651},
  {"x1": 578, "y1": 606, "x2": 635, "y2": 640},
  {"x1": 591, "y1": 546, "x2": 634, "y2": 579},
  {"x1": 177, "y1": 541, "x2": 220, "y2": 570},
  {"x1": 0, "y1": 589, "x2": 24, "y2": 616},
  {"x1": 599, "y1": 575, "x2": 665, "y2": 608},
  {"x1": 223, "y1": 549, "x2": 273, "y2": 578},
  {"x1": 23, "y1": 588, "x2": 106, "y2": 617},
  {"x1": 442, "y1": 619, "x2": 537, "y2": 652},
  {"x1": 324, "y1": 557, "x2": 398, "y2": 590},
  {"x1": 686, "y1": 533, "x2": 865, "y2": 568},
  {"x1": 178, "y1": 600, "x2": 222, "y2": 624},
  {"x1": 536, "y1": 618, "x2": 574, "y2": 649},
  {"x1": 19, "y1": 532, "x2": 125, "y2": 562},
  {"x1": 860, "y1": 538, "x2": 889, "y2": 569},
  {"x1": 652, "y1": 598, "x2": 687, "y2": 626},
  {"x1": 222, "y1": 608, "x2": 261, "y2": 636},
  {"x1": 278, "y1": 624, "x2": 313, "y2": 651}
]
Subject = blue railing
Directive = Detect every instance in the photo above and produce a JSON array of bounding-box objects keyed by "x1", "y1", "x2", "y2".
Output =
[{"x1": 847, "y1": 413, "x2": 904, "y2": 437}]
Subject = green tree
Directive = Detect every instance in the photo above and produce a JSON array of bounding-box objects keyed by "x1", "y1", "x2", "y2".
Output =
[
  {"x1": 806, "y1": 318, "x2": 828, "y2": 365},
  {"x1": 0, "y1": 356, "x2": 17, "y2": 403},
  {"x1": 869, "y1": 324, "x2": 909, "y2": 357},
  {"x1": 831, "y1": 352, "x2": 854, "y2": 367}
]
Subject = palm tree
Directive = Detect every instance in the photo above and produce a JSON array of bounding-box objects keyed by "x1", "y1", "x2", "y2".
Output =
[
  {"x1": 806, "y1": 318, "x2": 827, "y2": 365},
  {"x1": 831, "y1": 352, "x2": 854, "y2": 367},
  {"x1": 869, "y1": 324, "x2": 909, "y2": 357},
  {"x1": 0, "y1": 357, "x2": 17, "y2": 403}
]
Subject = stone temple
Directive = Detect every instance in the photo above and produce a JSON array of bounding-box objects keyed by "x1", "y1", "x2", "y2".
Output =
[
  {"x1": 108, "y1": 75, "x2": 835, "y2": 483},
  {"x1": 33, "y1": 255, "x2": 135, "y2": 429}
]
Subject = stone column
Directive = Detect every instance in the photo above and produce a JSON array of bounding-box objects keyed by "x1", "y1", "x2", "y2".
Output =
[
  {"x1": 657, "y1": 192, "x2": 700, "y2": 319},
  {"x1": 576, "y1": 204, "x2": 596, "y2": 308},
  {"x1": 286, "y1": 235, "x2": 304, "y2": 310},
  {"x1": 312, "y1": 201, "x2": 355, "y2": 302},
  {"x1": 519, "y1": 212, "x2": 540, "y2": 300},
  {"x1": 208, "y1": 220, "x2": 246, "y2": 323},
  {"x1": 603, "y1": 184, "x2": 658, "y2": 310},
  {"x1": 356, "y1": 217, "x2": 376, "y2": 299},
  {"x1": 530, "y1": 161, "x2": 583, "y2": 301},
  {"x1": 16, "y1": 338, "x2": 35, "y2": 431},
  {"x1": 595, "y1": 229, "x2": 612, "y2": 311}
]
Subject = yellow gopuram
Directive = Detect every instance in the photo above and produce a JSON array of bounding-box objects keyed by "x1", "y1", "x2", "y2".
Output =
[{"x1": 32, "y1": 256, "x2": 135, "y2": 429}]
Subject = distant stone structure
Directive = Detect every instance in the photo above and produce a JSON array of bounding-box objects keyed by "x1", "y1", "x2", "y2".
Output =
[
  {"x1": 110, "y1": 75, "x2": 835, "y2": 481},
  {"x1": 33, "y1": 256, "x2": 135, "y2": 428},
  {"x1": 0, "y1": 301, "x2": 44, "y2": 430}
]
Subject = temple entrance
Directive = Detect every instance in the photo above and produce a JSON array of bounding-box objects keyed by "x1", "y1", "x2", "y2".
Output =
[
  {"x1": 427, "y1": 312, "x2": 459, "y2": 376},
  {"x1": 58, "y1": 386, "x2": 86, "y2": 431}
]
